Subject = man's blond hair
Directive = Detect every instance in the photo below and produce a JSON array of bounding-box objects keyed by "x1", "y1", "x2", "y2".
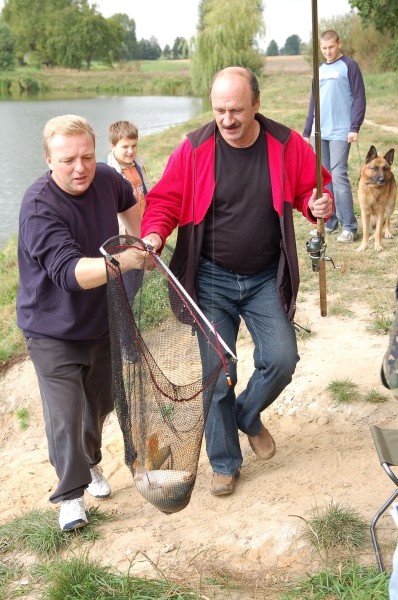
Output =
[{"x1": 44, "y1": 115, "x2": 96, "y2": 155}]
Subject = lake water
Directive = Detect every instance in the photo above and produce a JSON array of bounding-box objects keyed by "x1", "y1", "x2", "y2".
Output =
[{"x1": 0, "y1": 95, "x2": 204, "y2": 247}]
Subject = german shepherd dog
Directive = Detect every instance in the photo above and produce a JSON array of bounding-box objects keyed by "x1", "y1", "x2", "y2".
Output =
[{"x1": 357, "y1": 145, "x2": 396, "y2": 252}]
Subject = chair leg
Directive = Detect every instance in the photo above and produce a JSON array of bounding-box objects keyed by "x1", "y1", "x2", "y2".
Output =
[{"x1": 370, "y1": 488, "x2": 398, "y2": 572}]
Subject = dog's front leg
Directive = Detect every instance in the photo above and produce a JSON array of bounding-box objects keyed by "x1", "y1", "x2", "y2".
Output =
[
  {"x1": 374, "y1": 213, "x2": 384, "y2": 251},
  {"x1": 357, "y1": 212, "x2": 370, "y2": 252},
  {"x1": 384, "y1": 212, "x2": 394, "y2": 239}
]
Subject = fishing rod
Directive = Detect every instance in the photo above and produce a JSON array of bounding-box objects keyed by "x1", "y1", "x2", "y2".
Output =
[{"x1": 306, "y1": 0, "x2": 344, "y2": 316}]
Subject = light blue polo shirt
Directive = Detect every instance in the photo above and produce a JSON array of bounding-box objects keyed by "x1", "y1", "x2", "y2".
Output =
[{"x1": 303, "y1": 55, "x2": 366, "y2": 141}]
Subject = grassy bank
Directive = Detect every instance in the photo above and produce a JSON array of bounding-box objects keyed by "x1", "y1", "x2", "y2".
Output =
[
  {"x1": 0, "y1": 503, "x2": 390, "y2": 598},
  {"x1": 0, "y1": 60, "x2": 193, "y2": 97}
]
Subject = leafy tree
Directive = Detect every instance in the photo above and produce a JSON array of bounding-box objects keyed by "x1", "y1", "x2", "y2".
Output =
[
  {"x1": 2, "y1": 0, "x2": 123, "y2": 69},
  {"x1": 349, "y1": 0, "x2": 398, "y2": 69},
  {"x1": 280, "y1": 34, "x2": 301, "y2": 56},
  {"x1": 77, "y1": 5, "x2": 114, "y2": 68},
  {"x1": 171, "y1": 37, "x2": 189, "y2": 59},
  {"x1": 163, "y1": 44, "x2": 171, "y2": 59},
  {"x1": 0, "y1": 23, "x2": 16, "y2": 70},
  {"x1": 2, "y1": 0, "x2": 70, "y2": 64},
  {"x1": 349, "y1": 0, "x2": 398, "y2": 35},
  {"x1": 1, "y1": 0, "x2": 114, "y2": 68},
  {"x1": 37, "y1": 1, "x2": 113, "y2": 69},
  {"x1": 43, "y1": 5, "x2": 85, "y2": 68},
  {"x1": 192, "y1": 0, "x2": 265, "y2": 95},
  {"x1": 107, "y1": 13, "x2": 137, "y2": 62},
  {"x1": 135, "y1": 37, "x2": 161, "y2": 60},
  {"x1": 266, "y1": 40, "x2": 279, "y2": 56}
]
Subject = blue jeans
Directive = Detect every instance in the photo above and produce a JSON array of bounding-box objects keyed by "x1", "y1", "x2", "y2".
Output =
[
  {"x1": 196, "y1": 256, "x2": 299, "y2": 476},
  {"x1": 320, "y1": 139, "x2": 358, "y2": 234}
]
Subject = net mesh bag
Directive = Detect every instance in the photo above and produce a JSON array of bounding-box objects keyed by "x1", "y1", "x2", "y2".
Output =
[{"x1": 100, "y1": 235, "x2": 235, "y2": 514}]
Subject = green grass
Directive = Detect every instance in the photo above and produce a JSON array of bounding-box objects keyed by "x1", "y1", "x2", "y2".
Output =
[
  {"x1": 368, "y1": 312, "x2": 394, "y2": 335},
  {"x1": 0, "y1": 235, "x2": 26, "y2": 368},
  {"x1": 0, "y1": 508, "x2": 208, "y2": 599},
  {"x1": 34, "y1": 555, "x2": 202, "y2": 600},
  {"x1": 15, "y1": 407, "x2": 29, "y2": 430},
  {"x1": 300, "y1": 501, "x2": 369, "y2": 560},
  {"x1": 0, "y1": 60, "x2": 194, "y2": 98},
  {"x1": 130, "y1": 240, "x2": 174, "y2": 330},
  {"x1": 327, "y1": 378, "x2": 361, "y2": 403},
  {"x1": 327, "y1": 301, "x2": 354, "y2": 318},
  {"x1": 139, "y1": 59, "x2": 192, "y2": 74},
  {"x1": 0, "y1": 560, "x2": 24, "y2": 598},
  {"x1": 280, "y1": 564, "x2": 389, "y2": 599},
  {"x1": 0, "y1": 501, "x2": 380, "y2": 600},
  {"x1": 326, "y1": 378, "x2": 388, "y2": 404},
  {"x1": 0, "y1": 507, "x2": 114, "y2": 558},
  {"x1": 133, "y1": 269, "x2": 170, "y2": 330},
  {"x1": 365, "y1": 389, "x2": 389, "y2": 403}
]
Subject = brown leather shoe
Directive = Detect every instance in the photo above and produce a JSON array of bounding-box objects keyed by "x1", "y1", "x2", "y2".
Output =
[
  {"x1": 210, "y1": 471, "x2": 240, "y2": 496},
  {"x1": 248, "y1": 424, "x2": 276, "y2": 459}
]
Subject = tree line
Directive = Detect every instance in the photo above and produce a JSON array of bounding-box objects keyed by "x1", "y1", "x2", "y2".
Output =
[
  {"x1": 0, "y1": 0, "x2": 397, "y2": 95},
  {"x1": 0, "y1": 0, "x2": 267, "y2": 96},
  {"x1": 266, "y1": 35, "x2": 303, "y2": 57},
  {"x1": 0, "y1": 0, "x2": 189, "y2": 70}
]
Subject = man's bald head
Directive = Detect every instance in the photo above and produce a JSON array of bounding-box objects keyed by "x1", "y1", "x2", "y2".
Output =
[{"x1": 210, "y1": 67, "x2": 260, "y2": 106}]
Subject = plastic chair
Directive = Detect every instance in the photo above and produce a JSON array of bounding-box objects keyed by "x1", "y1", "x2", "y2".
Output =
[{"x1": 370, "y1": 425, "x2": 398, "y2": 572}]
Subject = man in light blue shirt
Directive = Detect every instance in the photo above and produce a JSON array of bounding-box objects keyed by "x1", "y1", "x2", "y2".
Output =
[{"x1": 303, "y1": 30, "x2": 366, "y2": 243}]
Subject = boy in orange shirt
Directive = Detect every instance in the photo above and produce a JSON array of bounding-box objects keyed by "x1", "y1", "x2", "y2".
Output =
[{"x1": 107, "y1": 121, "x2": 151, "y2": 232}]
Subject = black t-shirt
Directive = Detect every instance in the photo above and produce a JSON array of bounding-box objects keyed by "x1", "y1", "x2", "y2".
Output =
[{"x1": 202, "y1": 126, "x2": 281, "y2": 274}]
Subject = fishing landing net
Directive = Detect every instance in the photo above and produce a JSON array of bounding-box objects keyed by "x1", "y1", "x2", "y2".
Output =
[{"x1": 100, "y1": 235, "x2": 236, "y2": 514}]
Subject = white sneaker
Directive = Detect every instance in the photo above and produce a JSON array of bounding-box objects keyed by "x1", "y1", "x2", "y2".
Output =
[
  {"x1": 86, "y1": 465, "x2": 111, "y2": 499},
  {"x1": 337, "y1": 230, "x2": 355, "y2": 243},
  {"x1": 59, "y1": 497, "x2": 87, "y2": 531}
]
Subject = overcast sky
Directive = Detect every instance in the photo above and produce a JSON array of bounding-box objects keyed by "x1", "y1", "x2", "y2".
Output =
[
  {"x1": 0, "y1": 0, "x2": 354, "y2": 49},
  {"x1": 92, "y1": 0, "x2": 354, "y2": 48}
]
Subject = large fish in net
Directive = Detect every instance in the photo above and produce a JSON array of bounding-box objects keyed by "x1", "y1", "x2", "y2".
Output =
[{"x1": 100, "y1": 235, "x2": 236, "y2": 514}]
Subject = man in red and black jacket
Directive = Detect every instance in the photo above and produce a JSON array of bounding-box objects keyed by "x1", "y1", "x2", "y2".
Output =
[{"x1": 142, "y1": 66, "x2": 333, "y2": 497}]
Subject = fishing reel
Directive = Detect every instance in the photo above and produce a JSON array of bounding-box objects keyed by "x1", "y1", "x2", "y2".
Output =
[{"x1": 306, "y1": 232, "x2": 345, "y2": 273}]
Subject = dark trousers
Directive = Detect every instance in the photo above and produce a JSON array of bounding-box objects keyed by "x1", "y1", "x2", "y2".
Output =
[{"x1": 27, "y1": 338, "x2": 114, "y2": 503}]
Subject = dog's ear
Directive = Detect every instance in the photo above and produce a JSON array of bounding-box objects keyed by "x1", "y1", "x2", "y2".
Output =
[
  {"x1": 384, "y1": 149, "x2": 395, "y2": 166},
  {"x1": 366, "y1": 145, "x2": 378, "y2": 163}
]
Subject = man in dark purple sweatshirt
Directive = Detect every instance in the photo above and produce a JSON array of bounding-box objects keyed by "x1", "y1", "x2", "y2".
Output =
[{"x1": 16, "y1": 114, "x2": 142, "y2": 531}]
